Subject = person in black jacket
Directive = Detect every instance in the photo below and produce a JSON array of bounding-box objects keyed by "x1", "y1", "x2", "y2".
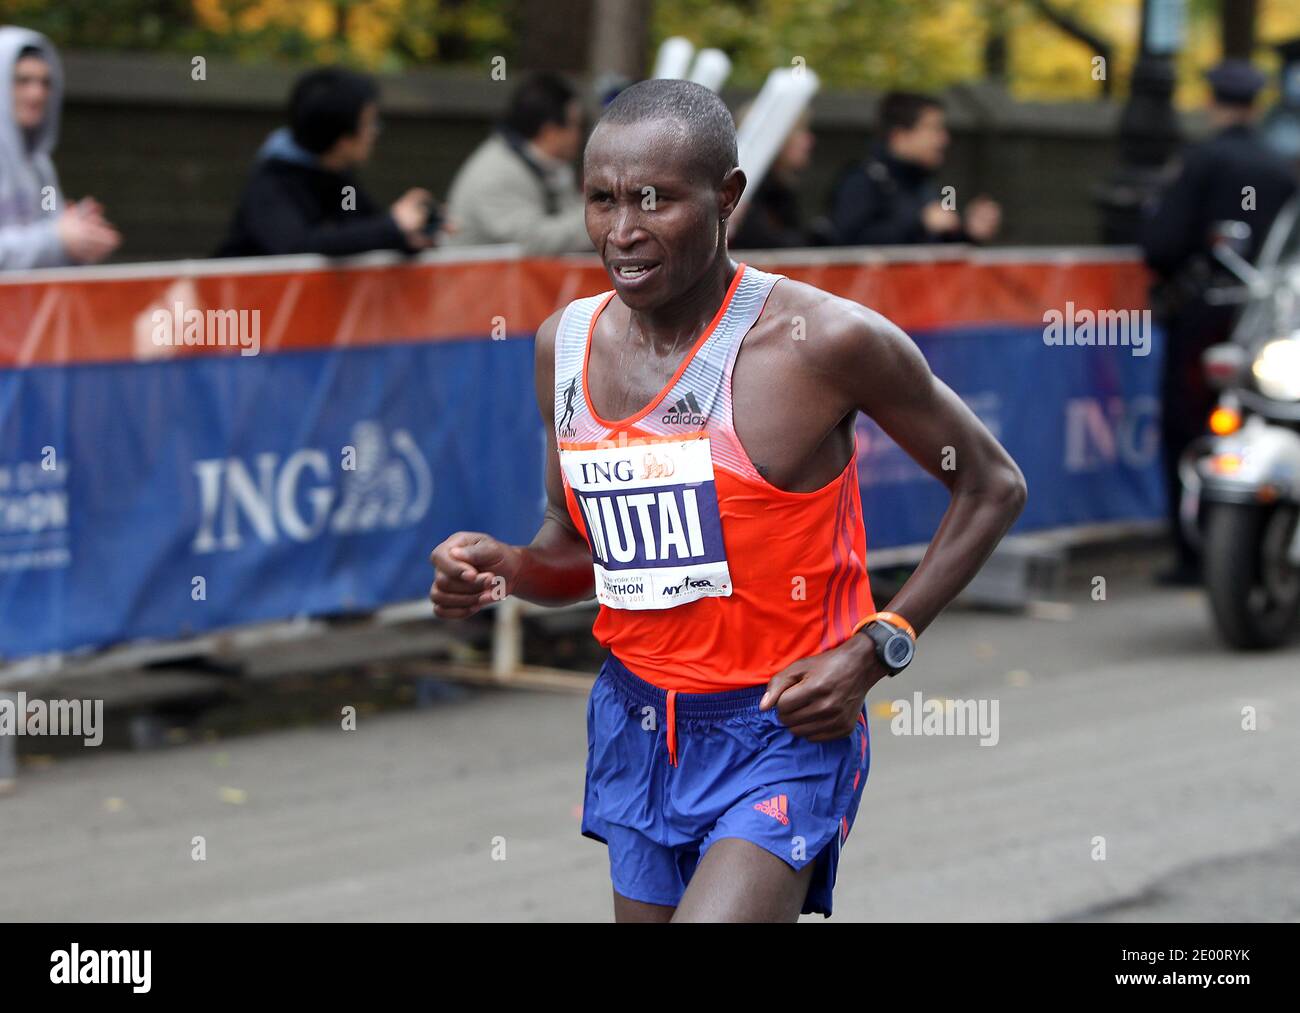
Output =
[
  {"x1": 827, "y1": 91, "x2": 1000, "y2": 247},
  {"x1": 216, "y1": 68, "x2": 434, "y2": 257},
  {"x1": 730, "y1": 108, "x2": 820, "y2": 249}
]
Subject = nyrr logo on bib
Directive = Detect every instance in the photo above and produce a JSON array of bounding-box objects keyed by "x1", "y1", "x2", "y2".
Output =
[{"x1": 559, "y1": 434, "x2": 732, "y2": 611}]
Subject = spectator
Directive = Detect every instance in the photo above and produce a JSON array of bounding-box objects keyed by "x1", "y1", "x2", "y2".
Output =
[
  {"x1": 0, "y1": 26, "x2": 120, "y2": 270},
  {"x1": 216, "y1": 67, "x2": 433, "y2": 257},
  {"x1": 828, "y1": 91, "x2": 1001, "y2": 246},
  {"x1": 730, "y1": 107, "x2": 822, "y2": 249},
  {"x1": 443, "y1": 72, "x2": 590, "y2": 253}
]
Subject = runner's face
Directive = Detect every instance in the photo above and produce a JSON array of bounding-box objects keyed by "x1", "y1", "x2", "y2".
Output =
[{"x1": 584, "y1": 120, "x2": 727, "y2": 310}]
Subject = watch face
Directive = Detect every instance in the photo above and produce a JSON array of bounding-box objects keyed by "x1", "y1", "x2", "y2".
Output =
[{"x1": 883, "y1": 633, "x2": 914, "y2": 670}]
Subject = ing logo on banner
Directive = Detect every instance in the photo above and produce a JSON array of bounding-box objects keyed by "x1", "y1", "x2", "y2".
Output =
[{"x1": 191, "y1": 421, "x2": 433, "y2": 553}]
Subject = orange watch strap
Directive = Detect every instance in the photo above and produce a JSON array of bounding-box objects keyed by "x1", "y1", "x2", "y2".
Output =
[
  {"x1": 851, "y1": 610, "x2": 916, "y2": 640},
  {"x1": 875, "y1": 611, "x2": 917, "y2": 639}
]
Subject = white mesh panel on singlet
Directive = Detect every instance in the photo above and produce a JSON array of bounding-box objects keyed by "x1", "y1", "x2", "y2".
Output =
[{"x1": 553, "y1": 265, "x2": 782, "y2": 483}]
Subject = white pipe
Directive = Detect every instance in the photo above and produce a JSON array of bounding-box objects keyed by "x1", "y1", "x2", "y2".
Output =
[
  {"x1": 688, "y1": 48, "x2": 731, "y2": 92},
  {"x1": 652, "y1": 37, "x2": 695, "y2": 80},
  {"x1": 733, "y1": 67, "x2": 819, "y2": 217}
]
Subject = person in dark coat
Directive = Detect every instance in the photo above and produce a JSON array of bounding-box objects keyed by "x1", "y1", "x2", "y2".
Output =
[
  {"x1": 827, "y1": 91, "x2": 1001, "y2": 247},
  {"x1": 730, "y1": 109, "x2": 819, "y2": 249},
  {"x1": 1141, "y1": 59, "x2": 1299, "y2": 584},
  {"x1": 216, "y1": 67, "x2": 434, "y2": 258}
]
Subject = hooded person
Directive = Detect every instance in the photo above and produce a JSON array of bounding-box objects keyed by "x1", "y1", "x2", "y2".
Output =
[{"x1": 0, "y1": 26, "x2": 119, "y2": 270}]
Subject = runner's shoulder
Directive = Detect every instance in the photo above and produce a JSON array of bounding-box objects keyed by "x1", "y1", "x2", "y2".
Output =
[
  {"x1": 534, "y1": 307, "x2": 566, "y2": 357},
  {"x1": 765, "y1": 276, "x2": 912, "y2": 379},
  {"x1": 533, "y1": 307, "x2": 568, "y2": 414},
  {"x1": 534, "y1": 305, "x2": 570, "y2": 374},
  {"x1": 536, "y1": 291, "x2": 611, "y2": 359}
]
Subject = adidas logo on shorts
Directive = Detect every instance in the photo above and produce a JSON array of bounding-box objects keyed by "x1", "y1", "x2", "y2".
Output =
[{"x1": 753, "y1": 794, "x2": 790, "y2": 826}]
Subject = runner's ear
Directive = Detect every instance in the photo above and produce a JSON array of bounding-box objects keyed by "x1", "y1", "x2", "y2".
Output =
[{"x1": 720, "y1": 167, "x2": 746, "y2": 220}]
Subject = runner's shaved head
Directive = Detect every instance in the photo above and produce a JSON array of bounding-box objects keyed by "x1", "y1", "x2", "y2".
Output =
[{"x1": 591, "y1": 79, "x2": 738, "y2": 184}]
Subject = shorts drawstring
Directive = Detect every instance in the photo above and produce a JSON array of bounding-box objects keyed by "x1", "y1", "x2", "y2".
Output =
[
  {"x1": 599, "y1": 654, "x2": 768, "y2": 768},
  {"x1": 665, "y1": 690, "x2": 678, "y2": 767}
]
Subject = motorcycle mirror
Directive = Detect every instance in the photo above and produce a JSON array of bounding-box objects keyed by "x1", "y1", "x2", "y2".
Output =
[
  {"x1": 1202, "y1": 342, "x2": 1248, "y2": 389},
  {"x1": 1211, "y1": 220, "x2": 1252, "y2": 250}
]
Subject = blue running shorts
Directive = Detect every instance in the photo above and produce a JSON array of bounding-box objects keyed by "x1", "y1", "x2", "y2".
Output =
[{"x1": 581, "y1": 652, "x2": 870, "y2": 917}]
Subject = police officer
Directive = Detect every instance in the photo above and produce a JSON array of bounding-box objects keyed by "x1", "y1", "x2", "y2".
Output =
[{"x1": 1141, "y1": 60, "x2": 1298, "y2": 585}]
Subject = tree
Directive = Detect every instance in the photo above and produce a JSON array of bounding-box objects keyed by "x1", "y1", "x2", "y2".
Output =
[
  {"x1": 1026, "y1": 0, "x2": 1114, "y2": 96},
  {"x1": 1220, "y1": 0, "x2": 1258, "y2": 58}
]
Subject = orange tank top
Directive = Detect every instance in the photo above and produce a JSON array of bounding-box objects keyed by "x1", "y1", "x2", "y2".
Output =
[{"x1": 553, "y1": 264, "x2": 873, "y2": 692}]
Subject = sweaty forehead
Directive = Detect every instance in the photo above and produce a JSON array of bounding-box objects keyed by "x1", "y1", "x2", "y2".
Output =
[{"x1": 585, "y1": 118, "x2": 715, "y2": 187}]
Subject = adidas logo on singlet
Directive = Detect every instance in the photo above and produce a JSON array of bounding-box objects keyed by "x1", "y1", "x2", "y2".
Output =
[{"x1": 661, "y1": 390, "x2": 705, "y2": 426}]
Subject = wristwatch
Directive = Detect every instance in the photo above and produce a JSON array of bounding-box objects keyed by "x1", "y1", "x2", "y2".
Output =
[{"x1": 851, "y1": 611, "x2": 916, "y2": 676}]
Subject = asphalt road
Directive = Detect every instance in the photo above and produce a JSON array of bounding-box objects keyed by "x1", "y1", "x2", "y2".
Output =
[{"x1": 1, "y1": 552, "x2": 1296, "y2": 922}]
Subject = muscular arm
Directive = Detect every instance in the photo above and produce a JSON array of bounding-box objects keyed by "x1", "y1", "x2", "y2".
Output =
[
  {"x1": 511, "y1": 310, "x2": 597, "y2": 605},
  {"x1": 815, "y1": 298, "x2": 1027, "y2": 635},
  {"x1": 761, "y1": 292, "x2": 1026, "y2": 738}
]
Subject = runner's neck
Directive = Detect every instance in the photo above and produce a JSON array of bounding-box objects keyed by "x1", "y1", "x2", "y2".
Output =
[{"x1": 624, "y1": 256, "x2": 739, "y2": 356}]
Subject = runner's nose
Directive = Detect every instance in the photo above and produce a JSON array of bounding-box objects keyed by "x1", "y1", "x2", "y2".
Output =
[{"x1": 608, "y1": 204, "x2": 647, "y2": 249}]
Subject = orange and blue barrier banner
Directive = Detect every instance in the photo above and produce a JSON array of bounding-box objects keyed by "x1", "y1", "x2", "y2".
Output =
[{"x1": 0, "y1": 248, "x2": 1162, "y2": 658}]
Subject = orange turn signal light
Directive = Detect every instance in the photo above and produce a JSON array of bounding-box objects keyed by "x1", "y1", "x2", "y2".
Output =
[
  {"x1": 1212, "y1": 453, "x2": 1243, "y2": 474},
  {"x1": 1209, "y1": 407, "x2": 1242, "y2": 436}
]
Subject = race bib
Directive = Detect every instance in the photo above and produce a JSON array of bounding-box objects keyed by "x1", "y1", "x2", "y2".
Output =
[{"x1": 559, "y1": 435, "x2": 732, "y2": 610}]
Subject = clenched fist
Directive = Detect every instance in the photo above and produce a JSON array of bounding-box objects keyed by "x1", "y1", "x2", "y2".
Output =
[{"x1": 428, "y1": 531, "x2": 523, "y2": 619}]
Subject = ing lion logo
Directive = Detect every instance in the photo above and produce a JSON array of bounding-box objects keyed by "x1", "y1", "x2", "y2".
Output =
[
  {"x1": 638, "y1": 451, "x2": 675, "y2": 480},
  {"x1": 331, "y1": 421, "x2": 433, "y2": 532}
]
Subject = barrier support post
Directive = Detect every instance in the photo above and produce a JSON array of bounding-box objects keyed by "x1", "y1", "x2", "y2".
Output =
[
  {"x1": 0, "y1": 692, "x2": 17, "y2": 795},
  {"x1": 492, "y1": 598, "x2": 523, "y2": 683}
]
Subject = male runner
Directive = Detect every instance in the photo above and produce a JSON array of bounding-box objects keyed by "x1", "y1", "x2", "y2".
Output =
[{"x1": 430, "y1": 80, "x2": 1026, "y2": 922}]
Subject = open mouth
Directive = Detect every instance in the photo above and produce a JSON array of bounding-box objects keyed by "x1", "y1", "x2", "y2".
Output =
[{"x1": 610, "y1": 262, "x2": 661, "y2": 286}]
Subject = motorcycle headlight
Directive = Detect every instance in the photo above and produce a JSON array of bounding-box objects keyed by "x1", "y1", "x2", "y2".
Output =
[{"x1": 1252, "y1": 338, "x2": 1300, "y2": 401}]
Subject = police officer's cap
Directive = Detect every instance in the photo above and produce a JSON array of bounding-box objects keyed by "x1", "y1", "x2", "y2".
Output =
[{"x1": 1205, "y1": 59, "x2": 1266, "y2": 105}]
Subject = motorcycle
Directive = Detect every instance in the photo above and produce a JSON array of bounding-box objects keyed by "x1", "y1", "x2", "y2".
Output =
[{"x1": 1181, "y1": 200, "x2": 1300, "y2": 649}]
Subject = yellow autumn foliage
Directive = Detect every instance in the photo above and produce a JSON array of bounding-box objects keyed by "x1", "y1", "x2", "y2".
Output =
[{"x1": 185, "y1": 0, "x2": 1300, "y2": 104}]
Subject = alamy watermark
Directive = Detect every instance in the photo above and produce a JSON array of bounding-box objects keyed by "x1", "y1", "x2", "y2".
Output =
[
  {"x1": 0, "y1": 693, "x2": 103, "y2": 747},
  {"x1": 890, "y1": 691, "x2": 1000, "y2": 746},
  {"x1": 151, "y1": 302, "x2": 260, "y2": 356},
  {"x1": 1043, "y1": 302, "x2": 1151, "y2": 358},
  {"x1": 50, "y1": 944, "x2": 150, "y2": 993}
]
